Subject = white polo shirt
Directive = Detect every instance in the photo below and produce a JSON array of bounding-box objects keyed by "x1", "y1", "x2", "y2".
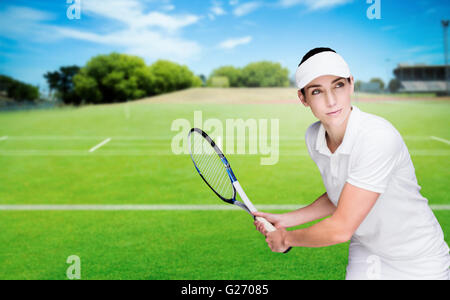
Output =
[{"x1": 305, "y1": 105, "x2": 450, "y2": 263}]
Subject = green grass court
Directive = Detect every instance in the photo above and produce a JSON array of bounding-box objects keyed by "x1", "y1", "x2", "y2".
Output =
[{"x1": 0, "y1": 89, "x2": 449, "y2": 279}]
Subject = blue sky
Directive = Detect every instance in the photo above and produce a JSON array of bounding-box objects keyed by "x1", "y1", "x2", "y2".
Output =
[{"x1": 0, "y1": 0, "x2": 449, "y2": 91}]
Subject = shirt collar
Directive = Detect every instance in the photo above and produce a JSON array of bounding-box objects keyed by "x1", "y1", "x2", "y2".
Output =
[{"x1": 315, "y1": 105, "x2": 361, "y2": 156}]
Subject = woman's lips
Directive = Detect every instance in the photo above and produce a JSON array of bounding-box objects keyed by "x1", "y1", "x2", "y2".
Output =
[{"x1": 327, "y1": 109, "x2": 342, "y2": 116}]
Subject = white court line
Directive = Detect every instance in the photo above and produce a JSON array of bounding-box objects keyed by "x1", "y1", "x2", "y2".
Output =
[
  {"x1": 0, "y1": 136, "x2": 8, "y2": 141},
  {"x1": 0, "y1": 135, "x2": 437, "y2": 142},
  {"x1": 0, "y1": 204, "x2": 449, "y2": 211},
  {"x1": 1, "y1": 136, "x2": 304, "y2": 141},
  {"x1": 430, "y1": 136, "x2": 450, "y2": 145},
  {"x1": 5, "y1": 136, "x2": 155, "y2": 141},
  {"x1": 89, "y1": 138, "x2": 111, "y2": 153},
  {"x1": 0, "y1": 205, "x2": 304, "y2": 211},
  {"x1": 0, "y1": 150, "x2": 449, "y2": 157}
]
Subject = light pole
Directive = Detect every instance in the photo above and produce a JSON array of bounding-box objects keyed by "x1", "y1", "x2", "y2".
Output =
[{"x1": 442, "y1": 20, "x2": 449, "y2": 95}]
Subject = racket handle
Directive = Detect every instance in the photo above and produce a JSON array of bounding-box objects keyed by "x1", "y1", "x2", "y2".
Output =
[
  {"x1": 255, "y1": 217, "x2": 292, "y2": 254},
  {"x1": 255, "y1": 216, "x2": 276, "y2": 232}
]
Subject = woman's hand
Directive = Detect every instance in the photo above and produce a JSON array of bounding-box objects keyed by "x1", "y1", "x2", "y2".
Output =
[
  {"x1": 252, "y1": 211, "x2": 286, "y2": 236},
  {"x1": 266, "y1": 227, "x2": 290, "y2": 253},
  {"x1": 253, "y1": 212, "x2": 290, "y2": 252}
]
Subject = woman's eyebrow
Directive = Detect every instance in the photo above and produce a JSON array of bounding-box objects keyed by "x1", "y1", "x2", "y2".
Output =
[
  {"x1": 306, "y1": 84, "x2": 322, "y2": 90},
  {"x1": 332, "y1": 77, "x2": 346, "y2": 83}
]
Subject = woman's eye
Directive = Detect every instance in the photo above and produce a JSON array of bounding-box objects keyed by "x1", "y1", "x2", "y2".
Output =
[{"x1": 336, "y1": 82, "x2": 345, "y2": 88}]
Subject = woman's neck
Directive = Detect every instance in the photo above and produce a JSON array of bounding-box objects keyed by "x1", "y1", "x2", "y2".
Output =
[{"x1": 323, "y1": 107, "x2": 352, "y2": 153}]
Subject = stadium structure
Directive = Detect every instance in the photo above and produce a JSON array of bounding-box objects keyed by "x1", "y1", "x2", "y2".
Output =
[{"x1": 393, "y1": 64, "x2": 450, "y2": 95}]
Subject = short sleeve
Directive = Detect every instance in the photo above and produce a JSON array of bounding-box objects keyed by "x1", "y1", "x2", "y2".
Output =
[{"x1": 347, "y1": 129, "x2": 402, "y2": 194}]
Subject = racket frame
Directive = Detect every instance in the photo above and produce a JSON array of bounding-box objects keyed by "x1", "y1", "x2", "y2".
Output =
[
  {"x1": 189, "y1": 128, "x2": 256, "y2": 215},
  {"x1": 188, "y1": 128, "x2": 291, "y2": 253}
]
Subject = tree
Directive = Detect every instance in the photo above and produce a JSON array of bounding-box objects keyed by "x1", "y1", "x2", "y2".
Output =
[
  {"x1": 388, "y1": 78, "x2": 401, "y2": 93},
  {"x1": 73, "y1": 53, "x2": 154, "y2": 104},
  {"x1": 207, "y1": 76, "x2": 230, "y2": 88},
  {"x1": 354, "y1": 80, "x2": 363, "y2": 92},
  {"x1": 0, "y1": 75, "x2": 39, "y2": 102},
  {"x1": 149, "y1": 60, "x2": 202, "y2": 95},
  {"x1": 73, "y1": 54, "x2": 202, "y2": 104},
  {"x1": 210, "y1": 66, "x2": 242, "y2": 87},
  {"x1": 241, "y1": 61, "x2": 290, "y2": 87},
  {"x1": 198, "y1": 74, "x2": 207, "y2": 86},
  {"x1": 44, "y1": 66, "x2": 80, "y2": 104},
  {"x1": 369, "y1": 78, "x2": 385, "y2": 91}
]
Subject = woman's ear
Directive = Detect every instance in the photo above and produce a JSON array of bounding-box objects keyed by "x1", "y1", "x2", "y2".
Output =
[
  {"x1": 349, "y1": 75, "x2": 355, "y2": 95},
  {"x1": 298, "y1": 90, "x2": 309, "y2": 107}
]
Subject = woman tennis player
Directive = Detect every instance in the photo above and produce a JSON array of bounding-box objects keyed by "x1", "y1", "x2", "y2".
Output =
[{"x1": 254, "y1": 47, "x2": 450, "y2": 280}]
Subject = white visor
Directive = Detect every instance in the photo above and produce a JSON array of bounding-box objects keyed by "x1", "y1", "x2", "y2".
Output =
[{"x1": 295, "y1": 51, "x2": 351, "y2": 90}]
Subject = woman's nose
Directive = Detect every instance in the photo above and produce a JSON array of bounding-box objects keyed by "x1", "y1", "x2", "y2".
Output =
[{"x1": 325, "y1": 91, "x2": 337, "y2": 107}]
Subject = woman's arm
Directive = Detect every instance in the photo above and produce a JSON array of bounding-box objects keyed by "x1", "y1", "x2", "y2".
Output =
[
  {"x1": 265, "y1": 182, "x2": 380, "y2": 252},
  {"x1": 282, "y1": 192, "x2": 337, "y2": 227},
  {"x1": 253, "y1": 191, "x2": 336, "y2": 232}
]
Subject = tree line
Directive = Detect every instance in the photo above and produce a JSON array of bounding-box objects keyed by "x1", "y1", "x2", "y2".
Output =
[
  {"x1": 0, "y1": 54, "x2": 291, "y2": 105},
  {"x1": 207, "y1": 61, "x2": 290, "y2": 88},
  {"x1": 45, "y1": 53, "x2": 203, "y2": 105},
  {"x1": 1, "y1": 52, "x2": 402, "y2": 106},
  {"x1": 0, "y1": 75, "x2": 39, "y2": 102},
  {"x1": 43, "y1": 53, "x2": 291, "y2": 105}
]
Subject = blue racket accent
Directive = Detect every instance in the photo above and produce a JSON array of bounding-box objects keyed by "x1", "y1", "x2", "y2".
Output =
[
  {"x1": 226, "y1": 168, "x2": 237, "y2": 183},
  {"x1": 194, "y1": 164, "x2": 201, "y2": 174},
  {"x1": 221, "y1": 157, "x2": 237, "y2": 182},
  {"x1": 221, "y1": 157, "x2": 229, "y2": 166}
]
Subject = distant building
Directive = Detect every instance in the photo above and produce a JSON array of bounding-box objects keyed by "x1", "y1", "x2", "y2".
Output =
[{"x1": 393, "y1": 64, "x2": 450, "y2": 94}]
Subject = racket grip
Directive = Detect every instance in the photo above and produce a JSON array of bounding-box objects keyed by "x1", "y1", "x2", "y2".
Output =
[
  {"x1": 255, "y1": 216, "x2": 276, "y2": 232},
  {"x1": 255, "y1": 217, "x2": 292, "y2": 254}
]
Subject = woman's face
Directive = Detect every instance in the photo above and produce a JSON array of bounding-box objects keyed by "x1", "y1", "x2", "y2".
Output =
[{"x1": 298, "y1": 75, "x2": 354, "y2": 128}]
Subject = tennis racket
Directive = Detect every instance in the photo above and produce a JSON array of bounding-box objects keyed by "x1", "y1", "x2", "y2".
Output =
[{"x1": 188, "y1": 128, "x2": 291, "y2": 253}]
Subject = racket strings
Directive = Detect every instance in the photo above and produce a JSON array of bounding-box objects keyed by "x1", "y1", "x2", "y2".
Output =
[{"x1": 190, "y1": 133, "x2": 234, "y2": 200}]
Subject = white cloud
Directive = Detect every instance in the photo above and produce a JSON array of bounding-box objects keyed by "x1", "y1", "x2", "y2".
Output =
[
  {"x1": 0, "y1": 1, "x2": 203, "y2": 62},
  {"x1": 69, "y1": 0, "x2": 202, "y2": 60},
  {"x1": 278, "y1": 0, "x2": 353, "y2": 11},
  {"x1": 0, "y1": 6, "x2": 56, "y2": 40},
  {"x1": 208, "y1": 1, "x2": 227, "y2": 20},
  {"x1": 0, "y1": 5, "x2": 54, "y2": 22},
  {"x1": 219, "y1": 36, "x2": 252, "y2": 49},
  {"x1": 55, "y1": 26, "x2": 201, "y2": 61},
  {"x1": 82, "y1": 0, "x2": 199, "y2": 33},
  {"x1": 278, "y1": 0, "x2": 302, "y2": 7},
  {"x1": 161, "y1": 4, "x2": 175, "y2": 11},
  {"x1": 211, "y1": 6, "x2": 226, "y2": 15},
  {"x1": 404, "y1": 45, "x2": 440, "y2": 54},
  {"x1": 233, "y1": 2, "x2": 262, "y2": 17}
]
